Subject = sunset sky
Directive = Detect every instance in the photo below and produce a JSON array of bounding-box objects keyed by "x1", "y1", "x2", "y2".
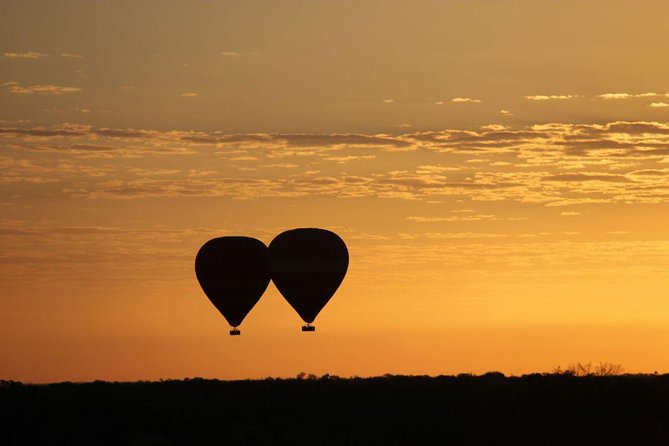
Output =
[{"x1": 3, "y1": 1, "x2": 669, "y2": 382}]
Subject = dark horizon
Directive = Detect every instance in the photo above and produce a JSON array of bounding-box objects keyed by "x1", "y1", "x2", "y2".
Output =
[{"x1": 4, "y1": 372, "x2": 669, "y2": 444}]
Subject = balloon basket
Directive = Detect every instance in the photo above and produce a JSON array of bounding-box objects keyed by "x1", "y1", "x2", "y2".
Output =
[
  {"x1": 229, "y1": 328, "x2": 241, "y2": 336},
  {"x1": 302, "y1": 325, "x2": 315, "y2": 332}
]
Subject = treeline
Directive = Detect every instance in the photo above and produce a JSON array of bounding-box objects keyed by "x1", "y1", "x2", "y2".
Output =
[{"x1": 2, "y1": 373, "x2": 669, "y2": 445}]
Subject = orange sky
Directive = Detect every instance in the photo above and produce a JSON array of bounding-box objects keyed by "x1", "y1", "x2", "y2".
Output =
[{"x1": 2, "y1": 1, "x2": 669, "y2": 382}]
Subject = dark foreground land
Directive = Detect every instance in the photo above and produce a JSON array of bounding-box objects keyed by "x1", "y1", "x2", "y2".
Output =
[{"x1": 3, "y1": 373, "x2": 669, "y2": 445}]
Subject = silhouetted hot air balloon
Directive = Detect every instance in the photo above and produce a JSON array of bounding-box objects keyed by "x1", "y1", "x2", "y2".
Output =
[
  {"x1": 195, "y1": 236, "x2": 270, "y2": 335},
  {"x1": 268, "y1": 228, "x2": 348, "y2": 332}
]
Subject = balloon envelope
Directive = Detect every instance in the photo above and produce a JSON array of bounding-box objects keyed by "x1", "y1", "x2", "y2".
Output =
[
  {"x1": 268, "y1": 228, "x2": 348, "y2": 324},
  {"x1": 195, "y1": 236, "x2": 270, "y2": 328}
]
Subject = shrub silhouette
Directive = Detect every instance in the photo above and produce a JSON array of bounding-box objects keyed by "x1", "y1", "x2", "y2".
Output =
[{"x1": 553, "y1": 362, "x2": 625, "y2": 376}]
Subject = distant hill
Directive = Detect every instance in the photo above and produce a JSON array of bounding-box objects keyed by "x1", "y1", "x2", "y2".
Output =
[{"x1": 3, "y1": 374, "x2": 669, "y2": 445}]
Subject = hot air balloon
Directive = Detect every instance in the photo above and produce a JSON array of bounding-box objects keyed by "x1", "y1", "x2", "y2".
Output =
[
  {"x1": 268, "y1": 228, "x2": 348, "y2": 332},
  {"x1": 195, "y1": 236, "x2": 270, "y2": 335}
]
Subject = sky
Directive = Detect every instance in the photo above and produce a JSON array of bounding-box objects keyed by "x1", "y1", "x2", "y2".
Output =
[{"x1": 2, "y1": 0, "x2": 669, "y2": 382}]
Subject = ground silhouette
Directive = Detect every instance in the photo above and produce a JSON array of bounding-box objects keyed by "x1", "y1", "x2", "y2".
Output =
[{"x1": 3, "y1": 373, "x2": 669, "y2": 445}]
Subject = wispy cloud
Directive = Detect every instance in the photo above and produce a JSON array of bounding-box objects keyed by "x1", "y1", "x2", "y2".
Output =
[
  {"x1": 42, "y1": 107, "x2": 91, "y2": 114},
  {"x1": 382, "y1": 99, "x2": 395, "y2": 103},
  {"x1": 649, "y1": 102, "x2": 669, "y2": 108},
  {"x1": 323, "y1": 155, "x2": 377, "y2": 164},
  {"x1": 5, "y1": 83, "x2": 82, "y2": 95},
  {"x1": 407, "y1": 214, "x2": 497, "y2": 222},
  {"x1": 524, "y1": 95, "x2": 577, "y2": 100},
  {"x1": 452, "y1": 97, "x2": 481, "y2": 103},
  {"x1": 221, "y1": 51, "x2": 239, "y2": 56},
  {"x1": 180, "y1": 92, "x2": 199, "y2": 97},
  {"x1": 3, "y1": 51, "x2": 49, "y2": 59},
  {"x1": 4, "y1": 120, "x2": 669, "y2": 206},
  {"x1": 61, "y1": 53, "x2": 83, "y2": 59},
  {"x1": 598, "y1": 92, "x2": 660, "y2": 99}
]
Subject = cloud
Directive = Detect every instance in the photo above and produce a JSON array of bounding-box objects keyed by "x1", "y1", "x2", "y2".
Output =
[
  {"x1": 9, "y1": 115, "x2": 669, "y2": 296},
  {"x1": 61, "y1": 53, "x2": 83, "y2": 58},
  {"x1": 268, "y1": 133, "x2": 412, "y2": 150},
  {"x1": 3, "y1": 51, "x2": 49, "y2": 59},
  {"x1": 407, "y1": 214, "x2": 497, "y2": 222},
  {"x1": 524, "y1": 95, "x2": 577, "y2": 100},
  {"x1": 598, "y1": 92, "x2": 660, "y2": 99},
  {"x1": 4, "y1": 120, "x2": 669, "y2": 206},
  {"x1": 542, "y1": 173, "x2": 633, "y2": 183},
  {"x1": 599, "y1": 93, "x2": 632, "y2": 99},
  {"x1": 382, "y1": 99, "x2": 395, "y2": 103},
  {"x1": 260, "y1": 163, "x2": 298, "y2": 169},
  {"x1": 480, "y1": 124, "x2": 509, "y2": 132},
  {"x1": 6, "y1": 83, "x2": 82, "y2": 95},
  {"x1": 500, "y1": 109, "x2": 513, "y2": 116},
  {"x1": 628, "y1": 169, "x2": 669, "y2": 176},
  {"x1": 221, "y1": 51, "x2": 239, "y2": 56},
  {"x1": 180, "y1": 92, "x2": 199, "y2": 97},
  {"x1": 649, "y1": 102, "x2": 669, "y2": 108},
  {"x1": 323, "y1": 155, "x2": 377, "y2": 163},
  {"x1": 42, "y1": 107, "x2": 91, "y2": 114},
  {"x1": 0, "y1": 125, "x2": 413, "y2": 156},
  {"x1": 452, "y1": 97, "x2": 481, "y2": 103},
  {"x1": 422, "y1": 232, "x2": 507, "y2": 239}
]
